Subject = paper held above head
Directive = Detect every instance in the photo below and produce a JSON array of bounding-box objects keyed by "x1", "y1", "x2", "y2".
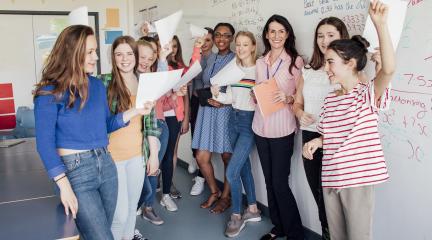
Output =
[
  {"x1": 253, "y1": 78, "x2": 285, "y2": 118},
  {"x1": 136, "y1": 69, "x2": 184, "y2": 108},
  {"x1": 173, "y1": 61, "x2": 202, "y2": 91},
  {"x1": 362, "y1": 0, "x2": 407, "y2": 51},
  {"x1": 68, "y1": 6, "x2": 89, "y2": 26},
  {"x1": 189, "y1": 24, "x2": 208, "y2": 38},
  {"x1": 154, "y1": 10, "x2": 183, "y2": 48},
  {"x1": 210, "y1": 58, "x2": 246, "y2": 86}
]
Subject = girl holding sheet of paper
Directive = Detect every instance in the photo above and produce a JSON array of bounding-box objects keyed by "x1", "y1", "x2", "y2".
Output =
[
  {"x1": 100, "y1": 36, "x2": 160, "y2": 240},
  {"x1": 303, "y1": 2, "x2": 394, "y2": 239},
  {"x1": 156, "y1": 36, "x2": 203, "y2": 211},
  {"x1": 34, "y1": 25, "x2": 152, "y2": 240},
  {"x1": 252, "y1": 15, "x2": 305, "y2": 240},
  {"x1": 191, "y1": 22, "x2": 236, "y2": 214},
  {"x1": 292, "y1": 16, "x2": 350, "y2": 240},
  {"x1": 210, "y1": 31, "x2": 261, "y2": 238},
  {"x1": 134, "y1": 37, "x2": 170, "y2": 229}
]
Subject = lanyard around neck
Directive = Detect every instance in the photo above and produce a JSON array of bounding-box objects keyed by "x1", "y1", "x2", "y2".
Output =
[{"x1": 266, "y1": 59, "x2": 283, "y2": 79}]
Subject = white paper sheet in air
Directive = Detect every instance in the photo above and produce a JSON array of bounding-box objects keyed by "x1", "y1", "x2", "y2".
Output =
[
  {"x1": 136, "y1": 69, "x2": 184, "y2": 107},
  {"x1": 210, "y1": 58, "x2": 246, "y2": 87},
  {"x1": 363, "y1": 0, "x2": 407, "y2": 51},
  {"x1": 154, "y1": 10, "x2": 183, "y2": 48},
  {"x1": 173, "y1": 61, "x2": 202, "y2": 91},
  {"x1": 68, "y1": 6, "x2": 89, "y2": 26},
  {"x1": 189, "y1": 24, "x2": 208, "y2": 38}
]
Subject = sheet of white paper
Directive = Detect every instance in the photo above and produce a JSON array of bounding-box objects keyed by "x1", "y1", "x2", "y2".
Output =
[
  {"x1": 189, "y1": 24, "x2": 208, "y2": 38},
  {"x1": 173, "y1": 61, "x2": 202, "y2": 91},
  {"x1": 136, "y1": 69, "x2": 184, "y2": 107},
  {"x1": 68, "y1": 6, "x2": 89, "y2": 26},
  {"x1": 154, "y1": 10, "x2": 183, "y2": 48},
  {"x1": 363, "y1": 0, "x2": 407, "y2": 51},
  {"x1": 210, "y1": 58, "x2": 246, "y2": 87}
]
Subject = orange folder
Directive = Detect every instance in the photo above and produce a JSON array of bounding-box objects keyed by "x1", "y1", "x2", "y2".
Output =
[{"x1": 253, "y1": 78, "x2": 285, "y2": 117}]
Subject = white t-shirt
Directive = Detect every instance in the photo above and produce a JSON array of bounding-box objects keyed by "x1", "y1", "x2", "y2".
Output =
[{"x1": 213, "y1": 65, "x2": 256, "y2": 111}]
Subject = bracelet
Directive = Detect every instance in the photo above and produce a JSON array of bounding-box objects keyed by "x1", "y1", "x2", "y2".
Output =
[{"x1": 54, "y1": 175, "x2": 66, "y2": 183}]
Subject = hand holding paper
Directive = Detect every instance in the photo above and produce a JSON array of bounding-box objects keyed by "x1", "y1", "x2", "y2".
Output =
[
  {"x1": 253, "y1": 78, "x2": 285, "y2": 117},
  {"x1": 136, "y1": 69, "x2": 184, "y2": 107},
  {"x1": 154, "y1": 10, "x2": 183, "y2": 48},
  {"x1": 210, "y1": 58, "x2": 245, "y2": 86},
  {"x1": 172, "y1": 61, "x2": 202, "y2": 91},
  {"x1": 363, "y1": 0, "x2": 406, "y2": 51},
  {"x1": 189, "y1": 24, "x2": 208, "y2": 38}
]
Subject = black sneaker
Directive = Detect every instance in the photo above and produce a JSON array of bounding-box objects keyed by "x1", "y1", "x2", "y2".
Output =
[{"x1": 133, "y1": 229, "x2": 148, "y2": 240}]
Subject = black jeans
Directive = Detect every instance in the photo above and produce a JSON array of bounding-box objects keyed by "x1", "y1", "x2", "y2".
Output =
[
  {"x1": 190, "y1": 94, "x2": 203, "y2": 178},
  {"x1": 302, "y1": 130, "x2": 329, "y2": 237},
  {"x1": 190, "y1": 94, "x2": 199, "y2": 158},
  {"x1": 255, "y1": 133, "x2": 304, "y2": 240},
  {"x1": 161, "y1": 116, "x2": 181, "y2": 194}
]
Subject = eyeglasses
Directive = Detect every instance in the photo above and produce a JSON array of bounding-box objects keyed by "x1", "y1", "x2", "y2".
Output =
[{"x1": 214, "y1": 33, "x2": 232, "y2": 39}]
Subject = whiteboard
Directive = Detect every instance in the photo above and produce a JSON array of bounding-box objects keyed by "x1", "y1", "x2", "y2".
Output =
[{"x1": 134, "y1": 0, "x2": 432, "y2": 239}]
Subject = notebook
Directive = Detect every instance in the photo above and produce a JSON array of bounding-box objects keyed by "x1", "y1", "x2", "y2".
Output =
[{"x1": 253, "y1": 78, "x2": 285, "y2": 117}]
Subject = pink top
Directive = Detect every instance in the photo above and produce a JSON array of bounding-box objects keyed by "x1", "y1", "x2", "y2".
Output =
[
  {"x1": 252, "y1": 50, "x2": 304, "y2": 138},
  {"x1": 155, "y1": 47, "x2": 201, "y2": 121}
]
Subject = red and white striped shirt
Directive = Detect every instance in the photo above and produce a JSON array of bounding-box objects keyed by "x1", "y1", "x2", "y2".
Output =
[{"x1": 317, "y1": 82, "x2": 391, "y2": 189}]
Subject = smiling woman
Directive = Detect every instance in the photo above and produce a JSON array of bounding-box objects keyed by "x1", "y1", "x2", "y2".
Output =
[{"x1": 252, "y1": 14, "x2": 305, "y2": 240}]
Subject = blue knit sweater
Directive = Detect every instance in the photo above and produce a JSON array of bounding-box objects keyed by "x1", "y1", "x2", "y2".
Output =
[{"x1": 34, "y1": 76, "x2": 127, "y2": 179}]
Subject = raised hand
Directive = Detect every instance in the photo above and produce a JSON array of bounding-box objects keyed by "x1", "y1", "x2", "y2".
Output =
[
  {"x1": 369, "y1": 0, "x2": 389, "y2": 26},
  {"x1": 159, "y1": 42, "x2": 173, "y2": 60},
  {"x1": 194, "y1": 36, "x2": 205, "y2": 48}
]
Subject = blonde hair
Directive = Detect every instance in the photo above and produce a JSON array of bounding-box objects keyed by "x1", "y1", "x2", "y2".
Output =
[{"x1": 235, "y1": 31, "x2": 257, "y2": 65}]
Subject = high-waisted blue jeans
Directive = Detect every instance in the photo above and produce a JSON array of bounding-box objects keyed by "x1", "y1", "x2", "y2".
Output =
[
  {"x1": 226, "y1": 109, "x2": 257, "y2": 214},
  {"x1": 61, "y1": 148, "x2": 118, "y2": 240}
]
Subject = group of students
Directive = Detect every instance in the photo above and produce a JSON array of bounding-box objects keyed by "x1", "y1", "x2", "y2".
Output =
[{"x1": 34, "y1": 1, "x2": 394, "y2": 240}]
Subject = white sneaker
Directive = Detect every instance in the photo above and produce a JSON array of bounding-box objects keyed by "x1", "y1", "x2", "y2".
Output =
[
  {"x1": 190, "y1": 176, "x2": 205, "y2": 196},
  {"x1": 136, "y1": 208, "x2": 142, "y2": 216},
  {"x1": 160, "y1": 194, "x2": 178, "y2": 212},
  {"x1": 188, "y1": 160, "x2": 197, "y2": 174}
]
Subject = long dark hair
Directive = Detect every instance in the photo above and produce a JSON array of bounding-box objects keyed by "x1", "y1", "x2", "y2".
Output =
[
  {"x1": 262, "y1": 14, "x2": 299, "y2": 74},
  {"x1": 107, "y1": 36, "x2": 138, "y2": 113},
  {"x1": 328, "y1": 35, "x2": 370, "y2": 71},
  {"x1": 168, "y1": 35, "x2": 185, "y2": 69},
  {"x1": 309, "y1": 17, "x2": 349, "y2": 70},
  {"x1": 34, "y1": 25, "x2": 94, "y2": 110}
]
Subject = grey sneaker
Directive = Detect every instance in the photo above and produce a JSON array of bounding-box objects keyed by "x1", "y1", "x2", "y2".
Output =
[
  {"x1": 169, "y1": 184, "x2": 182, "y2": 199},
  {"x1": 160, "y1": 194, "x2": 178, "y2": 211},
  {"x1": 242, "y1": 208, "x2": 262, "y2": 223},
  {"x1": 225, "y1": 214, "x2": 245, "y2": 238},
  {"x1": 142, "y1": 207, "x2": 164, "y2": 225}
]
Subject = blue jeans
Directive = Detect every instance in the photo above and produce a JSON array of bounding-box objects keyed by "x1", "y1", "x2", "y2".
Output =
[
  {"x1": 61, "y1": 148, "x2": 118, "y2": 240},
  {"x1": 138, "y1": 119, "x2": 169, "y2": 208},
  {"x1": 226, "y1": 110, "x2": 257, "y2": 214}
]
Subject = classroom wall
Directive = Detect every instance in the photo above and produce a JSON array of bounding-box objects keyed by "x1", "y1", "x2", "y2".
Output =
[
  {"x1": 0, "y1": 0, "x2": 134, "y2": 110},
  {"x1": 135, "y1": 0, "x2": 432, "y2": 239}
]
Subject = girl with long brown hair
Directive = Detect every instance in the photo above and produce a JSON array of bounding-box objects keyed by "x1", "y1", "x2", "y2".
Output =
[
  {"x1": 100, "y1": 35, "x2": 159, "y2": 240},
  {"x1": 34, "y1": 25, "x2": 152, "y2": 240}
]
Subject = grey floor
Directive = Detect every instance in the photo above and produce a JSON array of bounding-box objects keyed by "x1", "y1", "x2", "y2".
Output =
[
  {"x1": 0, "y1": 139, "x2": 319, "y2": 240},
  {"x1": 136, "y1": 166, "x2": 275, "y2": 240}
]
